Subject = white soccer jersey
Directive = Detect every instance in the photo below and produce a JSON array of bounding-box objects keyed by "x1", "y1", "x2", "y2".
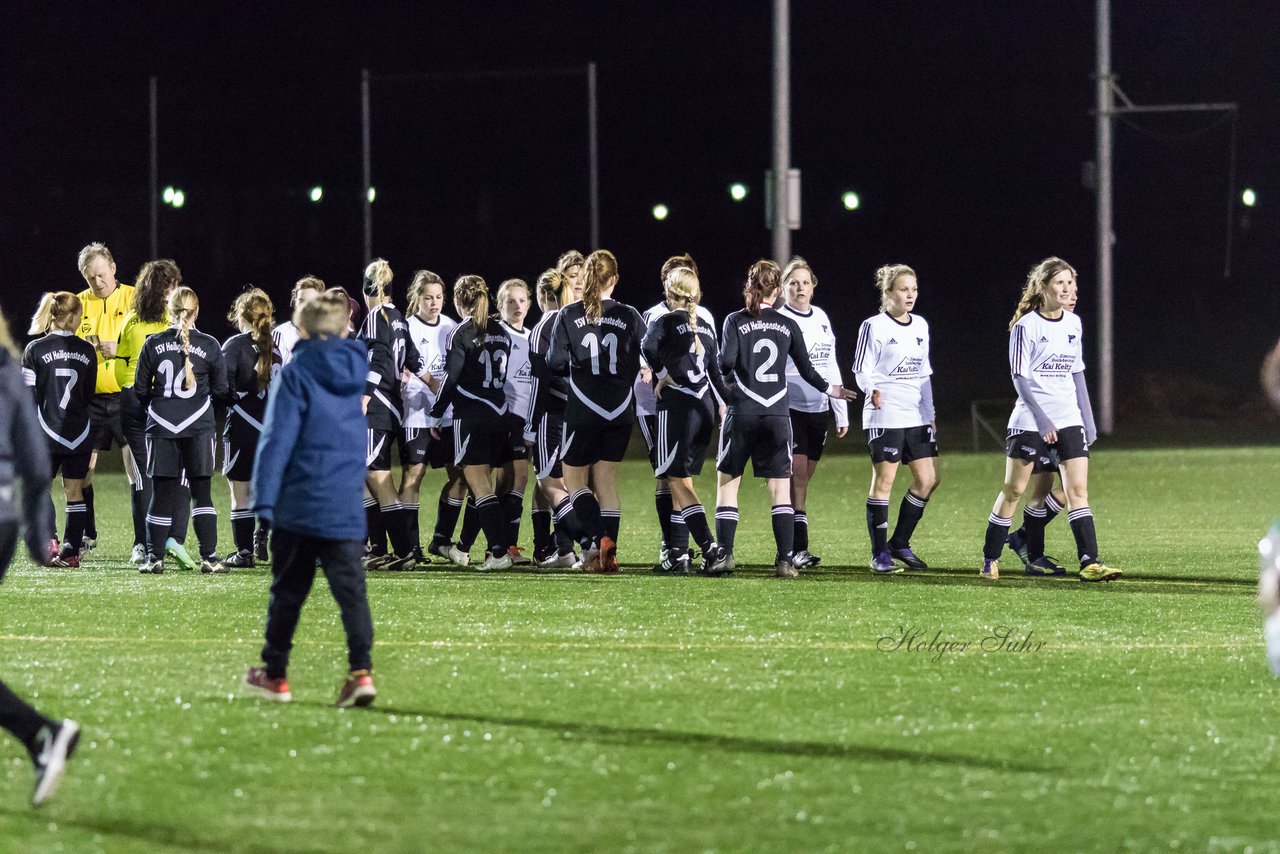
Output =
[
  {"x1": 778, "y1": 303, "x2": 849, "y2": 428},
  {"x1": 500, "y1": 320, "x2": 534, "y2": 423},
  {"x1": 1007, "y1": 310, "x2": 1085, "y2": 433},
  {"x1": 403, "y1": 314, "x2": 458, "y2": 429},
  {"x1": 852, "y1": 312, "x2": 935, "y2": 429},
  {"x1": 272, "y1": 321, "x2": 302, "y2": 366},
  {"x1": 634, "y1": 301, "x2": 718, "y2": 416}
]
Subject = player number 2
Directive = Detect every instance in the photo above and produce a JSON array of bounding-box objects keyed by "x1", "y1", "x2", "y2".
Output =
[{"x1": 752, "y1": 339, "x2": 779, "y2": 383}]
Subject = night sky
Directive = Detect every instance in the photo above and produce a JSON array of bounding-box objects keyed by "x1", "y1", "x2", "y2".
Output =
[{"x1": 3, "y1": 1, "x2": 1277, "y2": 421}]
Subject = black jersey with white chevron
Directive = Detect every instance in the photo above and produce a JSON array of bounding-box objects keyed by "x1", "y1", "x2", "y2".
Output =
[
  {"x1": 548, "y1": 299, "x2": 645, "y2": 422},
  {"x1": 528, "y1": 308, "x2": 569, "y2": 426},
  {"x1": 221, "y1": 331, "x2": 282, "y2": 435},
  {"x1": 358, "y1": 303, "x2": 425, "y2": 430},
  {"x1": 719, "y1": 305, "x2": 828, "y2": 416},
  {"x1": 134, "y1": 327, "x2": 231, "y2": 438},
  {"x1": 640, "y1": 310, "x2": 730, "y2": 409},
  {"x1": 429, "y1": 318, "x2": 510, "y2": 420},
  {"x1": 20, "y1": 331, "x2": 97, "y2": 452}
]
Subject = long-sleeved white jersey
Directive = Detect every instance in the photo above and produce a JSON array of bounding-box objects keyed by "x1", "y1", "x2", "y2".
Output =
[
  {"x1": 403, "y1": 314, "x2": 457, "y2": 428},
  {"x1": 500, "y1": 320, "x2": 534, "y2": 424},
  {"x1": 1007, "y1": 309, "x2": 1084, "y2": 432},
  {"x1": 852, "y1": 311, "x2": 935, "y2": 429},
  {"x1": 778, "y1": 303, "x2": 848, "y2": 428},
  {"x1": 633, "y1": 300, "x2": 718, "y2": 417},
  {"x1": 272, "y1": 321, "x2": 302, "y2": 366}
]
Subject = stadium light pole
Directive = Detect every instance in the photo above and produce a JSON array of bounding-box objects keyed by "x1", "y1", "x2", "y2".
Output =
[
  {"x1": 149, "y1": 75, "x2": 159, "y2": 258},
  {"x1": 1095, "y1": 0, "x2": 1114, "y2": 435},
  {"x1": 772, "y1": 0, "x2": 792, "y2": 264},
  {"x1": 588, "y1": 62, "x2": 600, "y2": 247},
  {"x1": 362, "y1": 69, "x2": 372, "y2": 264}
]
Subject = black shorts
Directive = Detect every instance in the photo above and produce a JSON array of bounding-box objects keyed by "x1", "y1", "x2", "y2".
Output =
[
  {"x1": 865, "y1": 425, "x2": 938, "y2": 465},
  {"x1": 89, "y1": 393, "x2": 127, "y2": 451},
  {"x1": 453, "y1": 415, "x2": 508, "y2": 468},
  {"x1": 1005, "y1": 426, "x2": 1088, "y2": 472},
  {"x1": 400, "y1": 427, "x2": 430, "y2": 467},
  {"x1": 790, "y1": 410, "x2": 830, "y2": 461},
  {"x1": 532, "y1": 411, "x2": 564, "y2": 480},
  {"x1": 426, "y1": 425, "x2": 454, "y2": 469},
  {"x1": 148, "y1": 434, "x2": 216, "y2": 479},
  {"x1": 498, "y1": 412, "x2": 529, "y2": 464},
  {"x1": 716, "y1": 412, "x2": 792, "y2": 479},
  {"x1": 562, "y1": 415, "x2": 632, "y2": 467},
  {"x1": 366, "y1": 427, "x2": 400, "y2": 472},
  {"x1": 222, "y1": 419, "x2": 261, "y2": 481},
  {"x1": 655, "y1": 395, "x2": 715, "y2": 479},
  {"x1": 51, "y1": 449, "x2": 92, "y2": 480},
  {"x1": 636, "y1": 413, "x2": 660, "y2": 470}
]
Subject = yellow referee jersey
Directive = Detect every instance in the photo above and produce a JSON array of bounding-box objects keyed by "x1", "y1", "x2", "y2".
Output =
[{"x1": 76, "y1": 283, "x2": 135, "y2": 394}]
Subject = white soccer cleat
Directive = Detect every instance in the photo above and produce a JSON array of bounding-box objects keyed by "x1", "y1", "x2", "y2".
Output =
[
  {"x1": 479, "y1": 552, "x2": 513, "y2": 572},
  {"x1": 446, "y1": 545, "x2": 471, "y2": 567}
]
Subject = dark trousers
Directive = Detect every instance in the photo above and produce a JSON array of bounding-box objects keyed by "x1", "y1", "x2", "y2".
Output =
[
  {"x1": 261, "y1": 527, "x2": 373, "y2": 679},
  {"x1": 0, "y1": 522, "x2": 54, "y2": 751}
]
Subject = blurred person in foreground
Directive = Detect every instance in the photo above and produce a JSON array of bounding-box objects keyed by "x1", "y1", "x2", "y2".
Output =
[{"x1": 1258, "y1": 339, "x2": 1280, "y2": 674}]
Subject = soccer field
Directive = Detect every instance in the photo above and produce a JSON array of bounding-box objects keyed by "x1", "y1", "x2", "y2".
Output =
[{"x1": 1, "y1": 446, "x2": 1277, "y2": 852}]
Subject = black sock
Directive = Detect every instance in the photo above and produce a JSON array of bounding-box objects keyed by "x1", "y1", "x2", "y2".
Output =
[
  {"x1": 1068, "y1": 507, "x2": 1101, "y2": 567},
  {"x1": 866, "y1": 498, "x2": 889, "y2": 555},
  {"x1": 553, "y1": 498, "x2": 583, "y2": 554},
  {"x1": 190, "y1": 478, "x2": 217, "y2": 559},
  {"x1": 715, "y1": 506, "x2": 738, "y2": 551},
  {"x1": 571, "y1": 490, "x2": 602, "y2": 545},
  {"x1": 365, "y1": 498, "x2": 385, "y2": 555},
  {"x1": 668, "y1": 511, "x2": 688, "y2": 558},
  {"x1": 459, "y1": 496, "x2": 481, "y2": 550},
  {"x1": 532, "y1": 508, "x2": 553, "y2": 553},
  {"x1": 130, "y1": 483, "x2": 147, "y2": 547},
  {"x1": 794, "y1": 510, "x2": 809, "y2": 553},
  {"x1": 434, "y1": 495, "x2": 463, "y2": 546},
  {"x1": 681, "y1": 504, "x2": 715, "y2": 554},
  {"x1": 601, "y1": 510, "x2": 620, "y2": 544},
  {"x1": 655, "y1": 488, "x2": 673, "y2": 550},
  {"x1": 1044, "y1": 493, "x2": 1065, "y2": 526},
  {"x1": 63, "y1": 501, "x2": 86, "y2": 556},
  {"x1": 475, "y1": 494, "x2": 506, "y2": 557},
  {"x1": 984, "y1": 512, "x2": 1011, "y2": 561},
  {"x1": 382, "y1": 504, "x2": 411, "y2": 556},
  {"x1": 230, "y1": 510, "x2": 254, "y2": 554},
  {"x1": 171, "y1": 479, "x2": 191, "y2": 542},
  {"x1": 771, "y1": 504, "x2": 795, "y2": 561},
  {"x1": 146, "y1": 478, "x2": 178, "y2": 558},
  {"x1": 403, "y1": 501, "x2": 421, "y2": 553},
  {"x1": 83, "y1": 484, "x2": 97, "y2": 539},
  {"x1": 0, "y1": 681, "x2": 57, "y2": 752},
  {"x1": 889, "y1": 491, "x2": 928, "y2": 550},
  {"x1": 502, "y1": 491, "x2": 523, "y2": 551},
  {"x1": 1023, "y1": 505, "x2": 1047, "y2": 561}
]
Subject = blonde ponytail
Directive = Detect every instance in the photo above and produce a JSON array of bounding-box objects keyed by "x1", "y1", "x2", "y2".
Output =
[
  {"x1": 454, "y1": 275, "x2": 490, "y2": 333},
  {"x1": 29, "y1": 292, "x2": 82, "y2": 335},
  {"x1": 663, "y1": 267, "x2": 703, "y2": 357},
  {"x1": 167, "y1": 286, "x2": 199, "y2": 390},
  {"x1": 581, "y1": 249, "x2": 618, "y2": 326},
  {"x1": 0, "y1": 309, "x2": 15, "y2": 358}
]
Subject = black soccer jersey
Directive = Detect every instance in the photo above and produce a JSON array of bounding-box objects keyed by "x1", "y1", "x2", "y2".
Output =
[
  {"x1": 548, "y1": 299, "x2": 646, "y2": 422},
  {"x1": 21, "y1": 331, "x2": 97, "y2": 452},
  {"x1": 134, "y1": 327, "x2": 231, "y2": 438},
  {"x1": 358, "y1": 303, "x2": 425, "y2": 430},
  {"x1": 528, "y1": 308, "x2": 569, "y2": 426},
  {"x1": 719, "y1": 305, "x2": 829, "y2": 416},
  {"x1": 221, "y1": 331, "x2": 282, "y2": 434},
  {"x1": 641, "y1": 310, "x2": 730, "y2": 410},
  {"x1": 429, "y1": 318, "x2": 511, "y2": 421}
]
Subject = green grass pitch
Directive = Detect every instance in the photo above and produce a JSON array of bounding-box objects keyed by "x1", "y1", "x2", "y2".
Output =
[{"x1": 0, "y1": 446, "x2": 1277, "y2": 852}]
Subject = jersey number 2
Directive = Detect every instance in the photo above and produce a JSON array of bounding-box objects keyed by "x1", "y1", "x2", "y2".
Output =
[{"x1": 752, "y1": 340, "x2": 779, "y2": 383}]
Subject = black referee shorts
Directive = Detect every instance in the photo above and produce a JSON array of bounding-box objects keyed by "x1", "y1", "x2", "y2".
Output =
[{"x1": 89, "y1": 392, "x2": 127, "y2": 451}]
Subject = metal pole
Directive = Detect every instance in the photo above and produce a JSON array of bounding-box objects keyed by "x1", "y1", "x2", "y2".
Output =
[
  {"x1": 362, "y1": 69, "x2": 372, "y2": 263},
  {"x1": 149, "y1": 76, "x2": 158, "y2": 258},
  {"x1": 772, "y1": 0, "x2": 791, "y2": 264},
  {"x1": 1224, "y1": 108, "x2": 1238, "y2": 279},
  {"x1": 1095, "y1": 0, "x2": 1114, "y2": 434},
  {"x1": 587, "y1": 62, "x2": 599, "y2": 248}
]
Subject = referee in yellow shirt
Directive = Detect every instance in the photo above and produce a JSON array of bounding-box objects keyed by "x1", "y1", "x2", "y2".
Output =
[{"x1": 75, "y1": 243, "x2": 138, "y2": 551}]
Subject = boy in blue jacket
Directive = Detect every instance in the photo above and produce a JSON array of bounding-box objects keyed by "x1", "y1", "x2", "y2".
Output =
[{"x1": 245, "y1": 290, "x2": 377, "y2": 708}]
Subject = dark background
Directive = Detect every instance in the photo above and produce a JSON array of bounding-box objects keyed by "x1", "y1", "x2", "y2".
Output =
[{"x1": 3, "y1": 1, "x2": 1277, "y2": 426}]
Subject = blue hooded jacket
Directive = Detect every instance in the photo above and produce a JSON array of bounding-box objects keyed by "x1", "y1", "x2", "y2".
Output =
[{"x1": 252, "y1": 337, "x2": 368, "y2": 540}]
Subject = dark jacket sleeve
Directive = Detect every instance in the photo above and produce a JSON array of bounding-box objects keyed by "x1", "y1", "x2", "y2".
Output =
[
  {"x1": 641, "y1": 316, "x2": 667, "y2": 378},
  {"x1": 404, "y1": 329, "x2": 425, "y2": 377},
  {"x1": 706, "y1": 335, "x2": 732, "y2": 404},
  {"x1": 785, "y1": 316, "x2": 830, "y2": 393},
  {"x1": 252, "y1": 366, "x2": 303, "y2": 522},
  {"x1": 6, "y1": 360, "x2": 54, "y2": 561},
  {"x1": 209, "y1": 341, "x2": 232, "y2": 406},
  {"x1": 718, "y1": 315, "x2": 739, "y2": 378},
  {"x1": 428, "y1": 326, "x2": 469, "y2": 420},
  {"x1": 134, "y1": 339, "x2": 157, "y2": 408}
]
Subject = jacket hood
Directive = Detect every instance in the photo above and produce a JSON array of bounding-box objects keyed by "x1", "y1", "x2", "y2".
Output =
[{"x1": 293, "y1": 338, "x2": 367, "y2": 395}]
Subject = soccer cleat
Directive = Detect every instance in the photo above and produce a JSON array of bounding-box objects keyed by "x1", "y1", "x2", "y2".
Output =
[
  {"x1": 139, "y1": 556, "x2": 164, "y2": 575},
  {"x1": 507, "y1": 546, "x2": 532, "y2": 566},
  {"x1": 539, "y1": 549, "x2": 578, "y2": 569},
  {"x1": 244, "y1": 666, "x2": 292, "y2": 702},
  {"x1": 427, "y1": 541, "x2": 454, "y2": 563},
  {"x1": 1006, "y1": 528, "x2": 1031, "y2": 567},
  {"x1": 700, "y1": 544, "x2": 733, "y2": 577},
  {"x1": 130, "y1": 543, "x2": 147, "y2": 565},
  {"x1": 671, "y1": 554, "x2": 692, "y2": 575},
  {"x1": 165, "y1": 538, "x2": 199, "y2": 572},
  {"x1": 253, "y1": 529, "x2": 269, "y2": 562},
  {"x1": 47, "y1": 539, "x2": 61, "y2": 563},
  {"x1": 200, "y1": 556, "x2": 229, "y2": 575},
  {"x1": 446, "y1": 544, "x2": 471, "y2": 567},
  {"x1": 30, "y1": 719, "x2": 80, "y2": 807},
  {"x1": 335, "y1": 670, "x2": 376, "y2": 709},
  {"x1": 980, "y1": 559, "x2": 1000, "y2": 581},
  {"x1": 775, "y1": 557, "x2": 799, "y2": 579},
  {"x1": 50, "y1": 552, "x2": 80, "y2": 568},
  {"x1": 224, "y1": 550, "x2": 256, "y2": 569},
  {"x1": 361, "y1": 553, "x2": 393, "y2": 571},
  {"x1": 1079, "y1": 562, "x2": 1123, "y2": 582},
  {"x1": 80, "y1": 536, "x2": 97, "y2": 552},
  {"x1": 791, "y1": 550, "x2": 821, "y2": 569},
  {"x1": 573, "y1": 543, "x2": 601, "y2": 572},
  {"x1": 1025, "y1": 555, "x2": 1067, "y2": 576},
  {"x1": 383, "y1": 553, "x2": 417, "y2": 572},
  {"x1": 478, "y1": 552, "x2": 514, "y2": 572},
  {"x1": 594, "y1": 536, "x2": 619, "y2": 574},
  {"x1": 870, "y1": 552, "x2": 903, "y2": 574},
  {"x1": 651, "y1": 549, "x2": 676, "y2": 574},
  {"x1": 889, "y1": 546, "x2": 928, "y2": 570}
]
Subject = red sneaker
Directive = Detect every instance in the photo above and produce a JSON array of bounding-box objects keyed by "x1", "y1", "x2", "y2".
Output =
[
  {"x1": 335, "y1": 669, "x2": 376, "y2": 708},
  {"x1": 46, "y1": 539, "x2": 61, "y2": 564},
  {"x1": 591, "y1": 536, "x2": 620, "y2": 574},
  {"x1": 50, "y1": 553, "x2": 80, "y2": 568},
  {"x1": 244, "y1": 666, "x2": 292, "y2": 702},
  {"x1": 507, "y1": 545, "x2": 532, "y2": 566}
]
